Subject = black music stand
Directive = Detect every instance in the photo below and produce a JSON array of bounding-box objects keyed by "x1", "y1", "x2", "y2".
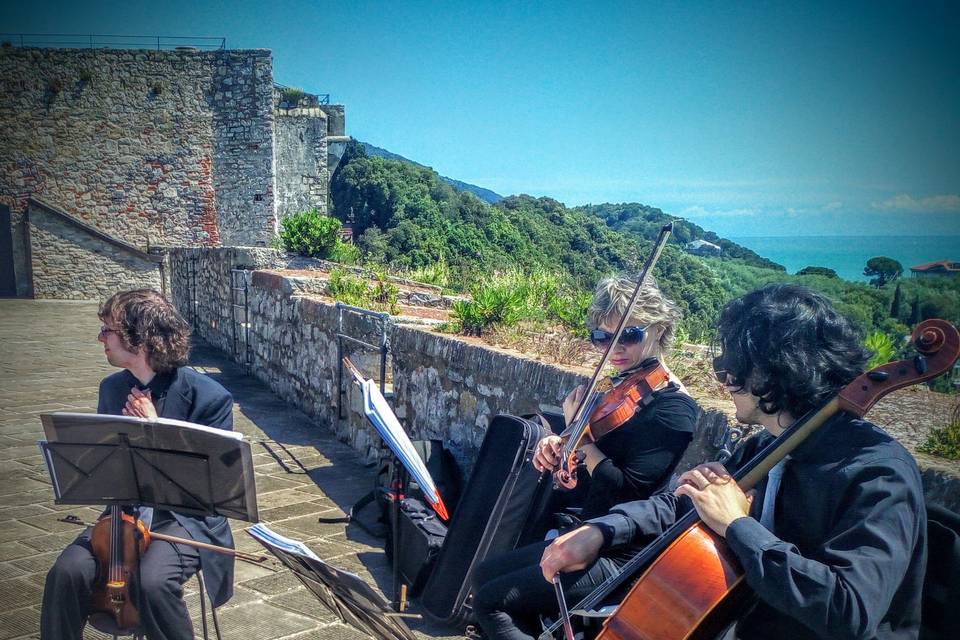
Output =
[
  {"x1": 38, "y1": 412, "x2": 258, "y2": 521},
  {"x1": 38, "y1": 411, "x2": 259, "y2": 640},
  {"x1": 248, "y1": 524, "x2": 417, "y2": 640}
]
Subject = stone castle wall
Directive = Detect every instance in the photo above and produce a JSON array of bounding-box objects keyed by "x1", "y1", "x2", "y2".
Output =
[
  {"x1": 274, "y1": 109, "x2": 330, "y2": 217},
  {"x1": 0, "y1": 47, "x2": 277, "y2": 296}
]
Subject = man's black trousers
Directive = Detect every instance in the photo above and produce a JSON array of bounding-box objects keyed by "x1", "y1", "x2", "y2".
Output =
[{"x1": 41, "y1": 518, "x2": 201, "y2": 640}]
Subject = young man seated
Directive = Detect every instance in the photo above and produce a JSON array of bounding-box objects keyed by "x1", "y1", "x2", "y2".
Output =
[
  {"x1": 41, "y1": 289, "x2": 236, "y2": 640},
  {"x1": 540, "y1": 284, "x2": 927, "y2": 640}
]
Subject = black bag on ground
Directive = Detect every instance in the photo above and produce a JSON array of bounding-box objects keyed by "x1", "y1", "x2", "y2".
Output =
[
  {"x1": 385, "y1": 497, "x2": 448, "y2": 597},
  {"x1": 420, "y1": 413, "x2": 554, "y2": 626},
  {"x1": 324, "y1": 439, "x2": 462, "y2": 538}
]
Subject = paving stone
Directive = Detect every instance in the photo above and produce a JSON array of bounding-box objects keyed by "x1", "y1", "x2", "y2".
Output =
[
  {"x1": 265, "y1": 585, "x2": 339, "y2": 623},
  {"x1": 0, "y1": 561, "x2": 26, "y2": 580},
  {"x1": 242, "y1": 569, "x2": 304, "y2": 596},
  {"x1": 0, "y1": 606, "x2": 39, "y2": 640},
  {"x1": 0, "y1": 542, "x2": 37, "y2": 562},
  {"x1": 0, "y1": 577, "x2": 44, "y2": 609},
  {"x1": 20, "y1": 530, "x2": 81, "y2": 553},
  {"x1": 10, "y1": 551, "x2": 59, "y2": 575},
  {"x1": 212, "y1": 601, "x2": 320, "y2": 639},
  {"x1": 0, "y1": 506, "x2": 60, "y2": 524},
  {"x1": 257, "y1": 503, "x2": 332, "y2": 526},
  {"x1": 0, "y1": 521, "x2": 47, "y2": 544}
]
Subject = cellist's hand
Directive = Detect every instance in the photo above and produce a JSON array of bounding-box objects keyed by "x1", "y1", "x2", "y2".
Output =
[
  {"x1": 540, "y1": 525, "x2": 605, "y2": 582},
  {"x1": 533, "y1": 435, "x2": 564, "y2": 473},
  {"x1": 562, "y1": 385, "x2": 587, "y2": 426},
  {"x1": 674, "y1": 462, "x2": 753, "y2": 538}
]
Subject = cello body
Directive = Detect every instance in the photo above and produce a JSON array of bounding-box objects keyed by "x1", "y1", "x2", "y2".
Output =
[{"x1": 599, "y1": 522, "x2": 751, "y2": 640}]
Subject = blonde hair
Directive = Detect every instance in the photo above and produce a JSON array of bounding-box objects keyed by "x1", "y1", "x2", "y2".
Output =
[{"x1": 586, "y1": 274, "x2": 681, "y2": 353}]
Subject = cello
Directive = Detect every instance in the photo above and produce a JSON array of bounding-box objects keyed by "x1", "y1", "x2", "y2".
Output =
[{"x1": 543, "y1": 318, "x2": 959, "y2": 640}]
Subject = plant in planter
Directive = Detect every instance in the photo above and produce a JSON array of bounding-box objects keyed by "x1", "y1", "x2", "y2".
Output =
[{"x1": 280, "y1": 86, "x2": 306, "y2": 108}]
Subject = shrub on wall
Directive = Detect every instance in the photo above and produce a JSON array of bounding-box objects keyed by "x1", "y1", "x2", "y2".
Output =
[
  {"x1": 918, "y1": 403, "x2": 960, "y2": 460},
  {"x1": 279, "y1": 209, "x2": 342, "y2": 257},
  {"x1": 280, "y1": 86, "x2": 306, "y2": 107}
]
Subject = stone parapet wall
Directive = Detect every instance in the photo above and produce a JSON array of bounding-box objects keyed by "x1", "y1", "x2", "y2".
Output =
[
  {"x1": 166, "y1": 248, "x2": 960, "y2": 508},
  {"x1": 26, "y1": 199, "x2": 163, "y2": 299}
]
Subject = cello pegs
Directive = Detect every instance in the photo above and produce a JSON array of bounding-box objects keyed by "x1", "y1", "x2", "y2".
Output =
[{"x1": 913, "y1": 355, "x2": 928, "y2": 375}]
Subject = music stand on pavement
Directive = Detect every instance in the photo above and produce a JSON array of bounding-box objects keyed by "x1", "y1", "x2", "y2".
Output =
[{"x1": 249, "y1": 524, "x2": 417, "y2": 640}]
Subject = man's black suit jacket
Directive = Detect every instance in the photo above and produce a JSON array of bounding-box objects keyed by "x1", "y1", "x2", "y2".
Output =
[{"x1": 97, "y1": 366, "x2": 236, "y2": 607}]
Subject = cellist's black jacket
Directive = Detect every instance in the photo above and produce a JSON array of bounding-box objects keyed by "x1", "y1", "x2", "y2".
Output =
[
  {"x1": 98, "y1": 367, "x2": 236, "y2": 608},
  {"x1": 589, "y1": 413, "x2": 926, "y2": 640}
]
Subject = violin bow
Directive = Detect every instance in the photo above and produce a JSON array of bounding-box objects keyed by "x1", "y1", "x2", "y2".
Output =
[
  {"x1": 555, "y1": 223, "x2": 674, "y2": 484},
  {"x1": 552, "y1": 575, "x2": 576, "y2": 640}
]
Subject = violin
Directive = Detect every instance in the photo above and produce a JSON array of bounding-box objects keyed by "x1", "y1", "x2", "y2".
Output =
[
  {"x1": 552, "y1": 223, "x2": 674, "y2": 490},
  {"x1": 553, "y1": 358, "x2": 672, "y2": 489},
  {"x1": 61, "y1": 510, "x2": 269, "y2": 633},
  {"x1": 88, "y1": 505, "x2": 149, "y2": 633},
  {"x1": 542, "y1": 318, "x2": 960, "y2": 640}
]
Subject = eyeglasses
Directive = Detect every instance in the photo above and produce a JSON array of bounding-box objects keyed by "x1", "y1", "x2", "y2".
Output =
[
  {"x1": 589, "y1": 325, "x2": 648, "y2": 349},
  {"x1": 98, "y1": 325, "x2": 118, "y2": 337},
  {"x1": 712, "y1": 357, "x2": 741, "y2": 388}
]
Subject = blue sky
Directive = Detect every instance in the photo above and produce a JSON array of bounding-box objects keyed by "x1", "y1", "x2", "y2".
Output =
[{"x1": 3, "y1": 1, "x2": 958, "y2": 237}]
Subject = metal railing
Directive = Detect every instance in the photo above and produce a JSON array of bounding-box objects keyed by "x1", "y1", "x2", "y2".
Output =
[
  {"x1": 230, "y1": 269, "x2": 253, "y2": 369},
  {"x1": 335, "y1": 302, "x2": 391, "y2": 420},
  {"x1": 0, "y1": 33, "x2": 226, "y2": 50},
  {"x1": 273, "y1": 82, "x2": 330, "y2": 106}
]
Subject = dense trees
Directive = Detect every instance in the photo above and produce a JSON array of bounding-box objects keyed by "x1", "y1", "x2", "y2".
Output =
[
  {"x1": 575, "y1": 202, "x2": 786, "y2": 271},
  {"x1": 864, "y1": 256, "x2": 904, "y2": 288},
  {"x1": 798, "y1": 266, "x2": 839, "y2": 278}
]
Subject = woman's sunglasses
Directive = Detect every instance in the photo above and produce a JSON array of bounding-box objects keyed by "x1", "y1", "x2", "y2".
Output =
[{"x1": 589, "y1": 325, "x2": 648, "y2": 348}]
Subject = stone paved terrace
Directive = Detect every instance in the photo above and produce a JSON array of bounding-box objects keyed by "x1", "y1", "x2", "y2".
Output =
[{"x1": 0, "y1": 299, "x2": 462, "y2": 640}]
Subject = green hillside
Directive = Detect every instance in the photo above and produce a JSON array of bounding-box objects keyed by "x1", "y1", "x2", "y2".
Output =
[{"x1": 328, "y1": 142, "x2": 960, "y2": 354}]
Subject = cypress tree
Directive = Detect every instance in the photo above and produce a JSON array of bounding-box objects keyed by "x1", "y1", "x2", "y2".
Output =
[
  {"x1": 909, "y1": 294, "x2": 920, "y2": 326},
  {"x1": 890, "y1": 283, "x2": 902, "y2": 319}
]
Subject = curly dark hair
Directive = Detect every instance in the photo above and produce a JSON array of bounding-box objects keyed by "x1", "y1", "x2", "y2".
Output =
[
  {"x1": 99, "y1": 289, "x2": 191, "y2": 373},
  {"x1": 714, "y1": 283, "x2": 870, "y2": 417}
]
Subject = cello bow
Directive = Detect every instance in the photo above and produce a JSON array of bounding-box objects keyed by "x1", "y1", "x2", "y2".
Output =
[{"x1": 541, "y1": 318, "x2": 959, "y2": 640}]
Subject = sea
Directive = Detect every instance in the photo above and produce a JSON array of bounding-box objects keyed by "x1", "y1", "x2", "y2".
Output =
[{"x1": 729, "y1": 235, "x2": 960, "y2": 282}]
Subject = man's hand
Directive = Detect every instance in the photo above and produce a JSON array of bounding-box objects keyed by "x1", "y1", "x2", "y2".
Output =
[
  {"x1": 540, "y1": 525, "x2": 605, "y2": 582},
  {"x1": 674, "y1": 462, "x2": 753, "y2": 537},
  {"x1": 122, "y1": 387, "x2": 158, "y2": 419},
  {"x1": 533, "y1": 435, "x2": 564, "y2": 473}
]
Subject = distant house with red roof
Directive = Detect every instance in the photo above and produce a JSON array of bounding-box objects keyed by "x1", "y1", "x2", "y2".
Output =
[{"x1": 909, "y1": 260, "x2": 960, "y2": 278}]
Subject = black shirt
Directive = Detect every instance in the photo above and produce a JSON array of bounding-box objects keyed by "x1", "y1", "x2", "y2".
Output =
[
  {"x1": 590, "y1": 413, "x2": 927, "y2": 640},
  {"x1": 583, "y1": 383, "x2": 698, "y2": 519}
]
